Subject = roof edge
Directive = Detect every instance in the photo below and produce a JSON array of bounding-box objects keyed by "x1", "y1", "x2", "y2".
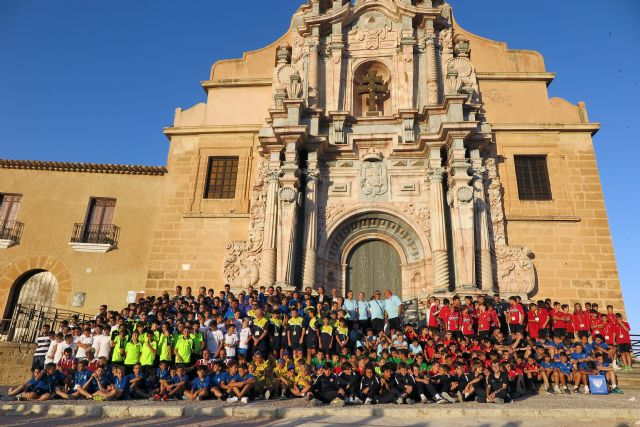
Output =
[{"x1": 0, "y1": 159, "x2": 168, "y2": 176}]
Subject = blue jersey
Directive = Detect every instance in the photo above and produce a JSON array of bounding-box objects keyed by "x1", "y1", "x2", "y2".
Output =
[
  {"x1": 114, "y1": 375, "x2": 132, "y2": 399},
  {"x1": 555, "y1": 361, "x2": 573, "y2": 375},
  {"x1": 191, "y1": 376, "x2": 211, "y2": 391},
  {"x1": 369, "y1": 299, "x2": 386, "y2": 320},
  {"x1": 35, "y1": 371, "x2": 65, "y2": 393},
  {"x1": 540, "y1": 360, "x2": 555, "y2": 370},
  {"x1": 357, "y1": 301, "x2": 370, "y2": 320},
  {"x1": 156, "y1": 367, "x2": 171, "y2": 381},
  {"x1": 74, "y1": 370, "x2": 92, "y2": 388},
  {"x1": 570, "y1": 352, "x2": 589, "y2": 370},
  {"x1": 218, "y1": 371, "x2": 241, "y2": 385},
  {"x1": 171, "y1": 374, "x2": 189, "y2": 385}
]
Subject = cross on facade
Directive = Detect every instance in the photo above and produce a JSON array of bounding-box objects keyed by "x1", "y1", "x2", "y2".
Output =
[{"x1": 357, "y1": 70, "x2": 389, "y2": 115}]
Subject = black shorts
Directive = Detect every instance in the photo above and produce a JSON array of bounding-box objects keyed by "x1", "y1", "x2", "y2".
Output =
[
  {"x1": 576, "y1": 330, "x2": 590, "y2": 339},
  {"x1": 618, "y1": 343, "x2": 632, "y2": 353},
  {"x1": 538, "y1": 328, "x2": 550, "y2": 338},
  {"x1": 509, "y1": 324, "x2": 523, "y2": 334},
  {"x1": 479, "y1": 330, "x2": 491, "y2": 339},
  {"x1": 553, "y1": 328, "x2": 566, "y2": 338}
]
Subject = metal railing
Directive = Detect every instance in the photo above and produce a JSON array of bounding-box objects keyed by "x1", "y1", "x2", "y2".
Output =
[
  {"x1": 70, "y1": 223, "x2": 120, "y2": 246},
  {"x1": 632, "y1": 334, "x2": 640, "y2": 359},
  {"x1": 0, "y1": 304, "x2": 93, "y2": 344},
  {"x1": 0, "y1": 219, "x2": 24, "y2": 243}
]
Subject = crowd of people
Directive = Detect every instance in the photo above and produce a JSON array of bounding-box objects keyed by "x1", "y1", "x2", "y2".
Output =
[{"x1": 4, "y1": 284, "x2": 635, "y2": 406}]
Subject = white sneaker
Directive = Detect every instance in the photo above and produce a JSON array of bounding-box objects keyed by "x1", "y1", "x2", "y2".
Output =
[
  {"x1": 353, "y1": 397, "x2": 363, "y2": 405},
  {"x1": 583, "y1": 388, "x2": 590, "y2": 395},
  {"x1": 330, "y1": 397, "x2": 345, "y2": 407},
  {"x1": 310, "y1": 398, "x2": 322, "y2": 407},
  {"x1": 227, "y1": 396, "x2": 239, "y2": 403},
  {"x1": 442, "y1": 392, "x2": 456, "y2": 403},
  {"x1": 364, "y1": 397, "x2": 373, "y2": 405},
  {"x1": 553, "y1": 385, "x2": 561, "y2": 394},
  {"x1": 265, "y1": 390, "x2": 271, "y2": 400},
  {"x1": 240, "y1": 396, "x2": 249, "y2": 404},
  {"x1": 420, "y1": 395, "x2": 428, "y2": 404},
  {"x1": 396, "y1": 396, "x2": 404, "y2": 405}
]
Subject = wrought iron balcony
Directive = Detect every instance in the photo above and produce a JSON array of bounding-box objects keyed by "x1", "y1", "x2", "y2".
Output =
[
  {"x1": 0, "y1": 220, "x2": 24, "y2": 247},
  {"x1": 70, "y1": 223, "x2": 120, "y2": 248}
]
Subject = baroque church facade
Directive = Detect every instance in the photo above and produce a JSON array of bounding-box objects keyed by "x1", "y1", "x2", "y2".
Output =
[{"x1": 0, "y1": 0, "x2": 624, "y2": 317}]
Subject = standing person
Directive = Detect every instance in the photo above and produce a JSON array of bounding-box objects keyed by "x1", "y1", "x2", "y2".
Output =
[
  {"x1": 343, "y1": 291, "x2": 357, "y2": 328},
  {"x1": 507, "y1": 297, "x2": 525, "y2": 334},
  {"x1": 75, "y1": 328, "x2": 94, "y2": 361},
  {"x1": 251, "y1": 307, "x2": 270, "y2": 357},
  {"x1": 615, "y1": 313, "x2": 633, "y2": 371},
  {"x1": 356, "y1": 292, "x2": 370, "y2": 331},
  {"x1": 33, "y1": 325, "x2": 51, "y2": 371},
  {"x1": 369, "y1": 291, "x2": 386, "y2": 335},
  {"x1": 384, "y1": 290, "x2": 403, "y2": 332},
  {"x1": 426, "y1": 297, "x2": 440, "y2": 333},
  {"x1": 174, "y1": 328, "x2": 194, "y2": 367}
]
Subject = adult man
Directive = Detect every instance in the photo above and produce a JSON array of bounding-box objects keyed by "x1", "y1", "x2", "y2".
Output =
[
  {"x1": 384, "y1": 290, "x2": 403, "y2": 331},
  {"x1": 94, "y1": 305, "x2": 108, "y2": 321},
  {"x1": 342, "y1": 291, "x2": 357, "y2": 327},
  {"x1": 369, "y1": 291, "x2": 386, "y2": 334},
  {"x1": 356, "y1": 292, "x2": 370, "y2": 330}
]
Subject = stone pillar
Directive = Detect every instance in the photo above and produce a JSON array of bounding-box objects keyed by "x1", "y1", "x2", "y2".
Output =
[
  {"x1": 276, "y1": 139, "x2": 300, "y2": 287},
  {"x1": 302, "y1": 167, "x2": 320, "y2": 288},
  {"x1": 308, "y1": 29, "x2": 319, "y2": 108},
  {"x1": 427, "y1": 167, "x2": 450, "y2": 293},
  {"x1": 448, "y1": 138, "x2": 476, "y2": 290},
  {"x1": 260, "y1": 168, "x2": 281, "y2": 286},
  {"x1": 425, "y1": 20, "x2": 439, "y2": 105},
  {"x1": 472, "y1": 151, "x2": 494, "y2": 292}
]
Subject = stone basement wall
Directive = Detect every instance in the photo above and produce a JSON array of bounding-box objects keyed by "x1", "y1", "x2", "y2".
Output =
[{"x1": 0, "y1": 342, "x2": 35, "y2": 385}]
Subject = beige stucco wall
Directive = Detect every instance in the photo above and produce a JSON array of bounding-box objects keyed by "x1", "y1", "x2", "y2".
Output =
[{"x1": 0, "y1": 169, "x2": 164, "y2": 316}]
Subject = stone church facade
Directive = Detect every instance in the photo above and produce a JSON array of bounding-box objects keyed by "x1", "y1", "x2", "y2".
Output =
[{"x1": 0, "y1": 0, "x2": 624, "y2": 316}]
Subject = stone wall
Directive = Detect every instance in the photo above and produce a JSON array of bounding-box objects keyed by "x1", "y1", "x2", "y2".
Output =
[{"x1": 0, "y1": 342, "x2": 34, "y2": 385}]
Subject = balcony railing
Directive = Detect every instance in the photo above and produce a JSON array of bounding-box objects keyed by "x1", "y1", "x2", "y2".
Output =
[
  {"x1": 0, "y1": 220, "x2": 24, "y2": 243},
  {"x1": 70, "y1": 223, "x2": 120, "y2": 246}
]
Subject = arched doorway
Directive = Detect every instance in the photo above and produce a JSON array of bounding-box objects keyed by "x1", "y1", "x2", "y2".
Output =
[
  {"x1": 4, "y1": 270, "x2": 59, "y2": 318},
  {"x1": 346, "y1": 239, "x2": 401, "y2": 298}
]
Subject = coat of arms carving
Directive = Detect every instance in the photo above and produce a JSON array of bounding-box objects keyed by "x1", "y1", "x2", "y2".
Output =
[{"x1": 359, "y1": 161, "x2": 388, "y2": 199}]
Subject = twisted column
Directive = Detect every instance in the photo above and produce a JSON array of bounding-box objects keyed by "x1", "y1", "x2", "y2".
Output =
[
  {"x1": 426, "y1": 30, "x2": 439, "y2": 105},
  {"x1": 308, "y1": 39, "x2": 319, "y2": 107},
  {"x1": 260, "y1": 170, "x2": 280, "y2": 285},
  {"x1": 427, "y1": 168, "x2": 450, "y2": 293}
]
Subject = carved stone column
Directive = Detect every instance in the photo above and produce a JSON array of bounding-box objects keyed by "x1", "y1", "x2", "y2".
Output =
[
  {"x1": 472, "y1": 153, "x2": 493, "y2": 292},
  {"x1": 448, "y1": 138, "x2": 476, "y2": 290},
  {"x1": 276, "y1": 139, "x2": 300, "y2": 287},
  {"x1": 302, "y1": 168, "x2": 320, "y2": 288},
  {"x1": 260, "y1": 169, "x2": 281, "y2": 286},
  {"x1": 308, "y1": 31, "x2": 319, "y2": 108},
  {"x1": 427, "y1": 167, "x2": 450, "y2": 293},
  {"x1": 425, "y1": 20, "x2": 439, "y2": 105}
]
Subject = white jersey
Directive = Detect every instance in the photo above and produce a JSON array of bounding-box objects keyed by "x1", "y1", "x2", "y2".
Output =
[
  {"x1": 239, "y1": 327, "x2": 251, "y2": 350},
  {"x1": 75, "y1": 335, "x2": 93, "y2": 359},
  {"x1": 224, "y1": 333, "x2": 238, "y2": 357},
  {"x1": 206, "y1": 329, "x2": 224, "y2": 354}
]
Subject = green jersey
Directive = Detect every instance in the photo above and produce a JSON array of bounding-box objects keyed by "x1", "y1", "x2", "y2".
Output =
[
  {"x1": 158, "y1": 334, "x2": 173, "y2": 362},
  {"x1": 174, "y1": 336, "x2": 193, "y2": 364},
  {"x1": 140, "y1": 341, "x2": 157, "y2": 366},
  {"x1": 124, "y1": 341, "x2": 141, "y2": 365},
  {"x1": 112, "y1": 335, "x2": 128, "y2": 363}
]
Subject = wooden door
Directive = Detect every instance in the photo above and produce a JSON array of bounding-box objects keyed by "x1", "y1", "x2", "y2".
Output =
[{"x1": 346, "y1": 240, "x2": 401, "y2": 299}]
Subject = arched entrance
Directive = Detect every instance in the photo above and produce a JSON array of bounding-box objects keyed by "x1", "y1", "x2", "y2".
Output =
[
  {"x1": 4, "y1": 270, "x2": 59, "y2": 318},
  {"x1": 346, "y1": 239, "x2": 401, "y2": 298}
]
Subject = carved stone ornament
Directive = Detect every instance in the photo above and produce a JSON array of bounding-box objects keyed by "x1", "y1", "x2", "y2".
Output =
[
  {"x1": 403, "y1": 203, "x2": 431, "y2": 240},
  {"x1": 484, "y1": 157, "x2": 536, "y2": 295},
  {"x1": 318, "y1": 201, "x2": 345, "y2": 238},
  {"x1": 359, "y1": 161, "x2": 388, "y2": 200},
  {"x1": 286, "y1": 71, "x2": 302, "y2": 99},
  {"x1": 279, "y1": 186, "x2": 298, "y2": 203},
  {"x1": 445, "y1": 56, "x2": 479, "y2": 101},
  {"x1": 457, "y1": 186, "x2": 474, "y2": 203},
  {"x1": 222, "y1": 160, "x2": 268, "y2": 287},
  {"x1": 360, "y1": 147, "x2": 384, "y2": 162}
]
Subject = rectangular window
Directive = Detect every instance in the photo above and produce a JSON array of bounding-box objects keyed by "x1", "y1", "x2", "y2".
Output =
[
  {"x1": 514, "y1": 155, "x2": 552, "y2": 201},
  {"x1": 86, "y1": 198, "x2": 116, "y2": 227},
  {"x1": 204, "y1": 156, "x2": 239, "y2": 199},
  {"x1": 0, "y1": 193, "x2": 22, "y2": 223}
]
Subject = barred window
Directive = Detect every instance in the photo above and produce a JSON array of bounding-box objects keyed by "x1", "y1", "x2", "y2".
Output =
[
  {"x1": 514, "y1": 155, "x2": 552, "y2": 201},
  {"x1": 204, "y1": 156, "x2": 239, "y2": 199}
]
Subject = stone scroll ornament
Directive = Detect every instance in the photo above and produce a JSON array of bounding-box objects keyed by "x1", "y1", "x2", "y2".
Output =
[
  {"x1": 484, "y1": 157, "x2": 536, "y2": 295},
  {"x1": 222, "y1": 160, "x2": 269, "y2": 287}
]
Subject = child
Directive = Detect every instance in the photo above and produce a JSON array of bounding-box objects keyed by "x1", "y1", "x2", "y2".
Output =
[
  {"x1": 226, "y1": 363, "x2": 256, "y2": 404},
  {"x1": 553, "y1": 352, "x2": 575, "y2": 394},
  {"x1": 183, "y1": 366, "x2": 210, "y2": 401},
  {"x1": 615, "y1": 313, "x2": 633, "y2": 371},
  {"x1": 95, "y1": 365, "x2": 130, "y2": 401},
  {"x1": 224, "y1": 324, "x2": 239, "y2": 361},
  {"x1": 58, "y1": 360, "x2": 92, "y2": 400},
  {"x1": 359, "y1": 365, "x2": 381, "y2": 405},
  {"x1": 409, "y1": 339, "x2": 423, "y2": 356},
  {"x1": 309, "y1": 363, "x2": 346, "y2": 406},
  {"x1": 290, "y1": 364, "x2": 313, "y2": 399},
  {"x1": 595, "y1": 352, "x2": 623, "y2": 394},
  {"x1": 7, "y1": 368, "x2": 41, "y2": 400},
  {"x1": 238, "y1": 319, "x2": 251, "y2": 358},
  {"x1": 166, "y1": 366, "x2": 189, "y2": 400}
]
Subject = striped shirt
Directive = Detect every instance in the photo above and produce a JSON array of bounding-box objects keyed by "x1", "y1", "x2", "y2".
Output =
[{"x1": 34, "y1": 335, "x2": 51, "y2": 357}]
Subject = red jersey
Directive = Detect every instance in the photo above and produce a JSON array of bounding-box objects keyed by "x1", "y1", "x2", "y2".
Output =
[
  {"x1": 527, "y1": 311, "x2": 540, "y2": 339},
  {"x1": 194, "y1": 358, "x2": 215, "y2": 370},
  {"x1": 508, "y1": 305, "x2": 524, "y2": 325},
  {"x1": 461, "y1": 314, "x2": 474, "y2": 336},
  {"x1": 446, "y1": 311, "x2": 461, "y2": 332},
  {"x1": 564, "y1": 313, "x2": 575, "y2": 333},
  {"x1": 438, "y1": 306, "x2": 451, "y2": 328},
  {"x1": 606, "y1": 313, "x2": 617, "y2": 325},
  {"x1": 617, "y1": 321, "x2": 631, "y2": 344},
  {"x1": 478, "y1": 312, "x2": 492, "y2": 332},
  {"x1": 537, "y1": 309, "x2": 550, "y2": 330},
  {"x1": 590, "y1": 317, "x2": 605, "y2": 337},
  {"x1": 428, "y1": 304, "x2": 440, "y2": 328},
  {"x1": 603, "y1": 322, "x2": 617, "y2": 345},
  {"x1": 572, "y1": 311, "x2": 590, "y2": 332},
  {"x1": 86, "y1": 359, "x2": 99, "y2": 372},
  {"x1": 57, "y1": 357, "x2": 74, "y2": 376}
]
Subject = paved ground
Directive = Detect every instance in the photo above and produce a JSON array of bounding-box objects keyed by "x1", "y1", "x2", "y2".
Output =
[{"x1": 0, "y1": 414, "x2": 637, "y2": 427}]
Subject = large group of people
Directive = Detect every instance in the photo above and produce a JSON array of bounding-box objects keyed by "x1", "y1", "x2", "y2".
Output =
[{"x1": 4, "y1": 284, "x2": 634, "y2": 406}]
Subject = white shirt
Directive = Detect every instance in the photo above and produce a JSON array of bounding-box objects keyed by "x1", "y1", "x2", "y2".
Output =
[
  {"x1": 97, "y1": 333, "x2": 112, "y2": 359},
  {"x1": 206, "y1": 329, "x2": 224, "y2": 354},
  {"x1": 75, "y1": 335, "x2": 93, "y2": 359},
  {"x1": 45, "y1": 340, "x2": 59, "y2": 364},
  {"x1": 239, "y1": 327, "x2": 251, "y2": 350},
  {"x1": 54, "y1": 342, "x2": 70, "y2": 363},
  {"x1": 224, "y1": 333, "x2": 238, "y2": 357}
]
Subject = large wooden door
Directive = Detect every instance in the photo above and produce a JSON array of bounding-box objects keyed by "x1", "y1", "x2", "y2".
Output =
[{"x1": 346, "y1": 240, "x2": 401, "y2": 299}]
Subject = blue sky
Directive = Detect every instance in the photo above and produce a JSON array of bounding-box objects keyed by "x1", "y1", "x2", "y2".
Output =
[{"x1": 1, "y1": 1, "x2": 638, "y2": 328}]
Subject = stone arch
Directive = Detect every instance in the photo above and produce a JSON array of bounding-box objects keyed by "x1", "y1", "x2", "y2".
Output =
[{"x1": 0, "y1": 256, "x2": 72, "y2": 318}]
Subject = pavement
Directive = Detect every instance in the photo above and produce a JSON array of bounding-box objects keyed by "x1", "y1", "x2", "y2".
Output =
[{"x1": 1, "y1": 390, "x2": 640, "y2": 425}]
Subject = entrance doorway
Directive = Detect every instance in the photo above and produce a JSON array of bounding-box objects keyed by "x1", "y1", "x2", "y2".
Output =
[{"x1": 346, "y1": 239, "x2": 401, "y2": 298}]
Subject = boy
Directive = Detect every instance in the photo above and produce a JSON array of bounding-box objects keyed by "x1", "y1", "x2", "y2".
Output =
[
  {"x1": 309, "y1": 363, "x2": 346, "y2": 406},
  {"x1": 7, "y1": 368, "x2": 41, "y2": 400},
  {"x1": 595, "y1": 352, "x2": 623, "y2": 394},
  {"x1": 553, "y1": 352, "x2": 575, "y2": 394},
  {"x1": 359, "y1": 365, "x2": 381, "y2": 405},
  {"x1": 392, "y1": 362, "x2": 418, "y2": 404},
  {"x1": 226, "y1": 363, "x2": 256, "y2": 404},
  {"x1": 183, "y1": 366, "x2": 210, "y2": 401},
  {"x1": 165, "y1": 366, "x2": 189, "y2": 400},
  {"x1": 224, "y1": 324, "x2": 239, "y2": 361}
]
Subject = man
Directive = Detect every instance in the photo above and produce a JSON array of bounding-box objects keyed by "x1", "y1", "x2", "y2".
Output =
[
  {"x1": 94, "y1": 305, "x2": 108, "y2": 321},
  {"x1": 33, "y1": 325, "x2": 51, "y2": 371},
  {"x1": 343, "y1": 291, "x2": 357, "y2": 328},
  {"x1": 369, "y1": 291, "x2": 386, "y2": 334},
  {"x1": 356, "y1": 292, "x2": 370, "y2": 331},
  {"x1": 384, "y1": 290, "x2": 403, "y2": 332}
]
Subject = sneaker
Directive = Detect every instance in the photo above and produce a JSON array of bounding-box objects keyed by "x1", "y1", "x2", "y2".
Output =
[
  {"x1": 611, "y1": 387, "x2": 624, "y2": 394},
  {"x1": 456, "y1": 391, "x2": 463, "y2": 402},
  {"x1": 436, "y1": 398, "x2": 447, "y2": 404},
  {"x1": 564, "y1": 388, "x2": 571, "y2": 395},
  {"x1": 93, "y1": 395, "x2": 103, "y2": 401},
  {"x1": 583, "y1": 388, "x2": 590, "y2": 395},
  {"x1": 353, "y1": 397, "x2": 363, "y2": 405},
  {"x1": 152, "y1": 393, "x2": 161, "y2": 401},
  {"x1": 195, "y1": 396, "x2": 201, "y2": 401},
  {"x1": 162, "y1": 394, "x2": 168, "y2": 401},
  {"x1": 16, "y1": 396, "x2": 28, "y2": 402},
  {"x1": 227, "y1": 396, "x2": 239, "y2": 403},
  {"x1": 420, "y1": 395, "x2": 428, "y2": 404},
  {"x1": 265, "y1": 390, "x2": 271, "y2": 400},
  {"x1": 406, "y1": 398, "x2": 415, "y2": 405},
  {"x1": 240, "y1": 397, "x2": 249, "y2": 404},
  {"x1": 494, "y1": 397, "x2": 505, "y2": 404},
  {"x1": 364, "y1": 397, "x2": 373, "y2": 405},
  {"x1": 182, "y1": 395, "x2": 189, "y2": 400},
  {"x1": 310, "y1": 398, "x2": 322, "y2": 407},
  {"x1": 553, "y1": 385, "x2": 561, "y2": 395},
  {"x1": 396, "y1": 396, "x2": 405, "y2": 405},
  {"x1": 330, "y1": 397, "x2": 345, "y2": 407},
  {"x1": 442, "y1": 392, "x2": 456, "y2": 404}
]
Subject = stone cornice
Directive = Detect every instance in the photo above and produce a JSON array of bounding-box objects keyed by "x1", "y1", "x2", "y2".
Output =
[
  {"x1": 507, "y1": 215, "x2": 581, "y2": 223},
  {"x1": 163, "y1": 125, "x2": 262, "y2": 137},
  {"x1": 491, "y1": 123, "x2": 600, "y2": 136},
  {"x1": 201, "y1": 78, "x2": 272, "y2": 89},
  {"x1": 0, "y1": 159, "x2": 167, "y2": 176},
  {"x1": 476, "y1": 72, "x2": 556, "y2": 86}
]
